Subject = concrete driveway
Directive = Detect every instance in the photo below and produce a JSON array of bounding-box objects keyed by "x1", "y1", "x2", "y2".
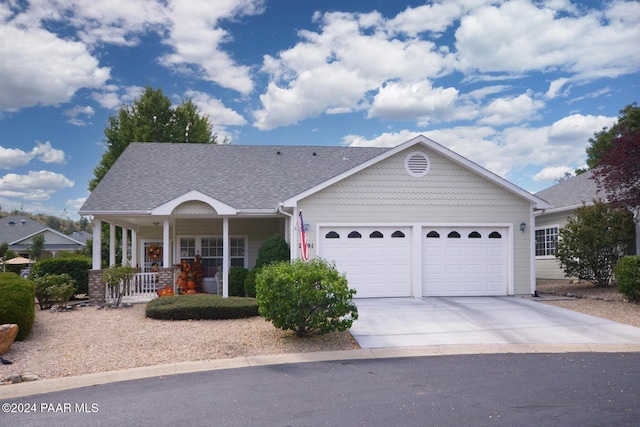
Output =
[{"x1": 350, "y1": 297, "x2": 640, "y2": 349}]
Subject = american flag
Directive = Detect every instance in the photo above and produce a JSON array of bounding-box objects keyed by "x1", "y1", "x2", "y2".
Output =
[{"x1": 299, "y1": 211, "x2": 309, "y2": 260}]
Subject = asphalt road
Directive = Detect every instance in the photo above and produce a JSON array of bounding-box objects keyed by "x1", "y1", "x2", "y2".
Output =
[{"x1": 2, "y1": 352, "x2": 639, "y2": 426}]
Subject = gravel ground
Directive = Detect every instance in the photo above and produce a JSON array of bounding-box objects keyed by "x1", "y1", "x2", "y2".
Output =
[
  {"x1": 2, "y1": 280, "x2": 639, "y2": 384},
  {"x1": 536, "y1": 279, "x2": 640, "y2": 328},
  {"x1": 1, "y1": 303, "x2": 358, "y2": 382}
]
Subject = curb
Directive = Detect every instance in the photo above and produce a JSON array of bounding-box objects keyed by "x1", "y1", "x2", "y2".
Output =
[{"x1": 3, "y1": 343, "x2": 640, "y2": 399}]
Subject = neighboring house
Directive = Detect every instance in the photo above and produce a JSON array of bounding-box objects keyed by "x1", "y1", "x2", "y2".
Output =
[
  {"x1": 534, "y1": 170, "x2": 639, "y2": 280},
  {"x1": 0, "y1": 215, "x2": 86, "y2": 259},
  {"x1": 79, "y1": 135, "x2": 551, "y2": 304}
]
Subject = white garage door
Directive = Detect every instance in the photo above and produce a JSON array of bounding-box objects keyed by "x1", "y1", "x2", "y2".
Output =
[
  {"x1": 319, "y1": 226, "x2": 412, "y2": 298},
  {"x1": 422, "y1": 227, "x2": 508, "y2": 296}
]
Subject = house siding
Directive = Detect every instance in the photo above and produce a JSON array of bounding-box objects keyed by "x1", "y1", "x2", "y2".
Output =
[
  {"x1": 298, "y1": 147, "x2": 534, "y2": 295},
  {"x1": 534, "y1": 210, "x2": 573, "y2": 280}
]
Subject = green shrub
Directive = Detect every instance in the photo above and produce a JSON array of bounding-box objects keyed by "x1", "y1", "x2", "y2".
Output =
[
  {"x1": 30, "y1": 257, "x2": 91, "y2": 295},
  {"x1": 254, "y1": 234, "x2": 290, "y2": 268},
  {"x1": 229, "y1": 267, "x2": 249, "y2": 296},
  {"x1": 145, "y1": 294, "x2": 258, "y2": 320},
  {"x1": 244, "y1": 267, "x2": 262, "y2": 298},
  {"x1": 33, "y1": 274, "x2": 76, "y2": 310},
  {"x1": 615, "y1": 256, "x2": 640, "y2": 302},
  {"x1": 0, "y1": 272, "x2": 35, "y2": 341},
  {"x1": 103, "y1": 264, "x2": 138, "y2": 307},
  {"x1": 256, "y1": 258, "x2": 358, "y2": 337}
]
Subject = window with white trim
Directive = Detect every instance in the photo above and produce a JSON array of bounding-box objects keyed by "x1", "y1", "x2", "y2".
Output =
[
  {"x1": 535, "y1": 227, "x2": 558, "y2": 257},
  {"x1": 180, "y1": 236, "x2": 247, "y2": 278}
]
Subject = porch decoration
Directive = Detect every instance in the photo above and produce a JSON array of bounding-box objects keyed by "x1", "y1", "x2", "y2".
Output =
[
  {"x1": 175, "y1": 257, "x2": 204, "y2": 294},
  {"x1": 147, "y1": 244, "x2": 162, "y2": 261},
  {"x1": 156, "y1": 285, "x2": 175, "y2": 297}
]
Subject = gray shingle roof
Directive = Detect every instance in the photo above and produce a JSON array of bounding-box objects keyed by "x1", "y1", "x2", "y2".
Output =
[
  {"x1": 0, "y1": 215, "x2": 47, "y2": 244},
  {"x1": 535, "y1": 170, "x2": 605, "y2": 210},
  {"x1": 80, "y1": 143, "x2": 390, "y2": 213}
]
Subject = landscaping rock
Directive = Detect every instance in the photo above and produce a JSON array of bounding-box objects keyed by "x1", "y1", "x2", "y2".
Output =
[
  {"x1": 0, "y1": 324, "x2": 19, "y2": 355},
  {"x1": 5, "y1": 374, "x2": 22, "y2": 384},
  {"x1": 21, "y1": 373, "x2": 41, "y2": 382}
]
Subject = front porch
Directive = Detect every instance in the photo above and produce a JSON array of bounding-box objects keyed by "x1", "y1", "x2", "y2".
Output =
[{"x1": 87, "y1": 212, "x2": 293, "y2": 305}]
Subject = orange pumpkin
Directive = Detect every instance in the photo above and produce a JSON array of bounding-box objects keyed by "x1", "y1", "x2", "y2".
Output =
[
  {"x1": 186, "y1": 289, "x2": 197, "y2": 294},
  {"x1": 187, "y1": 280, "x2": 196, "y2": 290}
]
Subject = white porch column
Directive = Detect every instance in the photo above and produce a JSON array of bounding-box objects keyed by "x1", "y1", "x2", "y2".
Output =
[
  {"x1": 222, "y1": 217, "x2": 229, "y2": 298},
  {"x1": 121, "y1": 227, "x2": 128, "y2": 266},
  {"x1": 162, "y1": 219, "x2": 170, "y2": 268},
  {"x1": 131, "y1": 229, "x2": 137, "y2": 268},
  {"x1": 109, "y1": 223, "x2": 116, "y2": 266},
  {"x1": 92, "y1": 219, "x2": 102, "y2": 270}
]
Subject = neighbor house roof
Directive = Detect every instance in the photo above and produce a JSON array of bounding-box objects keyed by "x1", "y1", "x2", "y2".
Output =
[
  {"x1": 80, "y1": 143, "x2": 389, "y2": 214},
  {"x1": 0, "y1": 215, "x2": 48, "y2": 244},
  {"x1": 535, "y1": 169, "x2": 604, "y2": 213},
  {"x1": 0, "y1": 215, "x2": 85, "y2": 251}
]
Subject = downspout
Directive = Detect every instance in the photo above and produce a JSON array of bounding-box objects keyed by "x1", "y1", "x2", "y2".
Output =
[{"x1": 277, "y1": 203, "x2": 295, "y2": 260}]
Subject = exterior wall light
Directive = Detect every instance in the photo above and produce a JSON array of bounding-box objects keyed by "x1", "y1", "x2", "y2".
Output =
[{"x1": 520, "y1": 222, "x2": 526, "y2": 233}]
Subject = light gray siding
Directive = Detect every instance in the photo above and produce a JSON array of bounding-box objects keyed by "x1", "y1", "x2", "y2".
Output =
[{"x1": 299, "y1": 147, "x2": 535, "y2": 295}]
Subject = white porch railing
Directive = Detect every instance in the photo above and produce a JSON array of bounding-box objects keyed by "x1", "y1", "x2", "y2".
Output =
[{"x1": 105, "y1": 272, "x2": 160, "y2": 302}]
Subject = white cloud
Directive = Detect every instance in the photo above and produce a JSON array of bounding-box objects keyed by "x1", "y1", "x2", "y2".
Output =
[
  {"x1": 18, "y1": 0, "x2": 168, "y2": 46},
  {"x1": 343, "y1": 130, "x2": 423, "y2": 148},
  {"x1": 454, "y1": 0, "x2": 640, "y2": 80},
  {"x1": 0, "y1": 142, "x2": 66, "y2": 169},
  {"x1": 547, "y1": 113, "x2": 617, "y2": 145},
  {"x1": 91, "y1": 85, "x2": 145, "y2": 110},
  {"x1": 0, "y1": 147, "x2": 33, "y2": 169},
  {"x1": 65, "y1": 197, "x2": 88, "y2": 212},
  {"x1": 478, "y1": 92, "x2": 545, "y2": 126},
  {"x1": 0, "y1": 170, "x2": 74, "y2": 201},
  {"x1": 160, "y1": 0, "x2": 263, "y2": 94},
  {"x1": 368, "y1": 81, "x2": 460, "y2": 125},
  {"x1": 532, "y1": 166, "x2": 574, "y2": 182},
  {"x1": 0, "y1": 23, "x2": 110, "y2": 112},
  {"x1": 254, "y1": 10, "x2": 456, "y2": 130},
  {"x1": 63, "y1": 105, "x2": 95, "y2": 126},
  {"x1": 184, "y1": 90, "x2": 247, "y2": 127},
  {"x1": 546, "y1": 78, "x2": 570, "y2": 99}
]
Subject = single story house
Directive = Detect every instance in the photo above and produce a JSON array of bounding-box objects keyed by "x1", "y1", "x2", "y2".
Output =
[
  {"x1": 0, "y1": 215, "x2": 86, "y2": 260},
  {"x1": 534, "y1": 170, "x2": 639, "y2": 280},
  {"x1": 79, "y1": 135, "x2": 551, "y2": 303}
]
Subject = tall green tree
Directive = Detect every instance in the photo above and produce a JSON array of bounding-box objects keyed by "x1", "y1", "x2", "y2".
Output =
[
  {"x1": 28, "y1": 234, "x2": 45, "y2": 261},
  {"x1": 556, "y1": 200, "x2": 634, "y2": 287},
  {"x1": 89, "y1": 87, "x2": 217, "y2": 191},
  {"x1": 585, "y1": 102, "x2": 640, "y2": 169}
]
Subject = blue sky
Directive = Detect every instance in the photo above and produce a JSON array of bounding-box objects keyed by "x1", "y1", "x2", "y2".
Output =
[{"x1": 0, "y1": 0, "x2": 638, "y2": 220}]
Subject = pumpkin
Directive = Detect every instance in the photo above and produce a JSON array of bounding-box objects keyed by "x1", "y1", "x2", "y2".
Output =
[
  {"x1": 187, "y1": 280, "x2": 196, "y2": 290},
  {"x1": 186, "y1": 289, "x2": 197, "y2": 294}
]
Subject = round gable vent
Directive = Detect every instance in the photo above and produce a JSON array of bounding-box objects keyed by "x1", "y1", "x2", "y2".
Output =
[{"x1": 405, "y1": 151, "x2": 430, "y2": 177}]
